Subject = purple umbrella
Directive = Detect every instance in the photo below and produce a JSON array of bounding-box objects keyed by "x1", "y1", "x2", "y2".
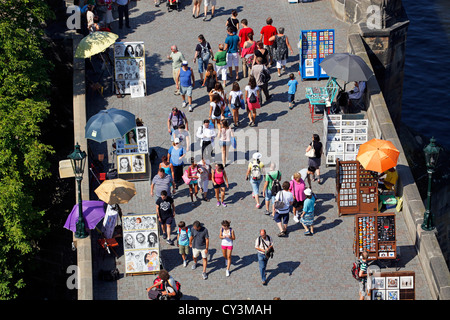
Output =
[{"x1": 64, "y1": 200, "x2": 106, "y2": 232}]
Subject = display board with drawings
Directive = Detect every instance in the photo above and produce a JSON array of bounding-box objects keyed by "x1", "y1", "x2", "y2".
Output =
[
  {"x1": 123, "y1": 213, "x2": 160, "y2": 275},
  {"x1": 116, "y1": 126, "x2": 150, "y2": 181},
  {"x1": 324, "y1": 114, "x2": 368, "y2": 165},
  {"x1": 114, "y1": 41, "x2": 146, "y2": 96}
]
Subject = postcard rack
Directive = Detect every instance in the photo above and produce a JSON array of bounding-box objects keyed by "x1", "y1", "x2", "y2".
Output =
[
  {"x1": 336, "y1": 159, "x2": 378, "y2": 216},
  {"x1": 354, "y1": 213, "x2": 397, "y2": 261}
]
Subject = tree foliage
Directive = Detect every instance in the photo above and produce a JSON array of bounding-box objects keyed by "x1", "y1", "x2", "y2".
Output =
[{"x1": 0, "y1": 0, "x2": 55, "y2": 299}]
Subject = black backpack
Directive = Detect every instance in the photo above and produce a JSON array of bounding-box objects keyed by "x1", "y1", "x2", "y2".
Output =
[
  {"x1": 213, "y1": 103, "x2": 222, "y2": 116},
  {"x1": 268, "y1": 171, "x2": 281, "y2": 195}
]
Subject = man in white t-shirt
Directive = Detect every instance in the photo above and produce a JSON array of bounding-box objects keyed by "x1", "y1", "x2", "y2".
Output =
[{"x1": 272, "y1": 181, "x2": 293, "y2": 237}]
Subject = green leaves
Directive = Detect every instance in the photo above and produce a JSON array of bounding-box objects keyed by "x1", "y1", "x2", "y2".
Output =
[{"x1": 0, "y1": 0, "x2": 54, "y2": 299}]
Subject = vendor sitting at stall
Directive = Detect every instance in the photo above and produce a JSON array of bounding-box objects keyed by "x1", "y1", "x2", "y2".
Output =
[
  {"x1": 347, "y1": 81, "x2": 366, "y2": 109},
  {"x1": 378, "y1": 167, "x2": 398, "y2": 192}
]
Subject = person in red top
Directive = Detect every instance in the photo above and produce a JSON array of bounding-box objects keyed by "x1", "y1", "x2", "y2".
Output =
[
  {"x1": 259, "y1": 17, "x2": 277, "y2": 66},
  {"x1": 238, "y1": 19, "x2": 254, "y2": 77}
]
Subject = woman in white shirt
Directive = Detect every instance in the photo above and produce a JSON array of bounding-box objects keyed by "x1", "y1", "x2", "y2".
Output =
[
  {"x1": 228, "y1": 81, "x2": 244, "y2": 127},
  {"x1": 209, "y1": 93, "x2": 224, "y2": 131},
  {"x1": 219, "y1": 220, "x2": 235, "y2": 277}
]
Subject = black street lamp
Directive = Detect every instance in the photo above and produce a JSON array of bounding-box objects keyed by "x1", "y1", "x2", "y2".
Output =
[
  {"x1": 68, "y1": 143, "x2": 88, "y2": 238},
  {"x1": 421, "y1": 137, "x2": 441, "y2": 231}
]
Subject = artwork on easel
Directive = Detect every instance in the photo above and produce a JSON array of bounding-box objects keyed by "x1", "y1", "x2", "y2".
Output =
[
  {"x1": 123, "y1": 213, "x2": 160, "y2": 275},
  {"x1": 114, "y1": 41, "x2": 146, "y2": 95}
]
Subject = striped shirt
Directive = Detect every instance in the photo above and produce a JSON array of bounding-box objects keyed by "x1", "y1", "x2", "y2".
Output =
[{"x1": 151, "y1": 174, "x2": 173, "y2": 197}]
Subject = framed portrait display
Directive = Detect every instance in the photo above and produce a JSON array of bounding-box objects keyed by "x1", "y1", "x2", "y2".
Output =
[
  {"x1": 136, "y1": 126, "x2": 148, "y2": 154},
  {"x1": 115, "y1": 126, "x2": 150, "y2": 181},
  {"x1": 114, "y1": 41, "x2": 147, "y2": 95},
  {"x1": 117, "y1": 154, "x2": 146, "y2": 174},
  {"x1": 117, "y1": 155, "x2": 132, "y2": 174},
  {"x1": 123, "y1": 213, "x2": 160, "y2": 275}
]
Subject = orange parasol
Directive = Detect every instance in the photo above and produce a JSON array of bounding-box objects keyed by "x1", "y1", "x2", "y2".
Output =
[{"x1": 356, "y1": 139, "x2": 399, "y2": 173}]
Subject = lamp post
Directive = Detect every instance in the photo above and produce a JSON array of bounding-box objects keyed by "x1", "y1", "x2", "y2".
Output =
[
  {"x1": 68, "y1": 143, "x2": 88, "y2": 238},
  {"x1": 421, "y1": 137, "x2": 441, "y2": 231}
]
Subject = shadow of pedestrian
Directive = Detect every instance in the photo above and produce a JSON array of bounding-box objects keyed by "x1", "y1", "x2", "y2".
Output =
[
  {"x1": 266, "y1": 261, "x2": 301, "y2": 283},
  {"x1": 314, "y1": 218, "x2": 343, "y2": 234},
  {"x1": 230, "y1": 253, "x2": 258, "y2": 273}
]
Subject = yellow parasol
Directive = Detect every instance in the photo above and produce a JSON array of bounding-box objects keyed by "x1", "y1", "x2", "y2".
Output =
[
  {"x1": 95, "y1": 178, "x2": 136, "y2": 205},
  {"x1": 75, "y1": 31, "x2": 119, "y2": 59}
]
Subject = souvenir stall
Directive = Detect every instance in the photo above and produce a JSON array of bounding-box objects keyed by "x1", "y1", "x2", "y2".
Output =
[
  {"x1": 123, "y1": 213, "x2": 161, "y2": 275},
  {"x1": 114, "y1": 41, "x2": 147, "y2": 97},
  {"x1": 367, "y1": 271, "x2": 415, "y2": 300},
  {"x1": 336, "y1": 159, "x2": 378, "y2": 216},
  {"x1": 116, "y1": 126, "x2": 150, "y2": 181},
  {"x1": 324, "y1": 114, "x2": 368, "y2": 166},
  {"x1": 299, "y1": 29, "x2": 335, "y2": 80},
  {"x1": 354, "y1": 212, "x2": 397, "y2": 261}
]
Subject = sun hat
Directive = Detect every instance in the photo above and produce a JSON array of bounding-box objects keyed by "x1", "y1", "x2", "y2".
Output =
[{"x1": 252, "y1": 152, "x2": 262, "y2": 160}]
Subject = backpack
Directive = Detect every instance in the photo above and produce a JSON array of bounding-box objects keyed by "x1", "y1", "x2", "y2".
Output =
[
  {"x1": 259, "y1": 67, "x2": 271, "y2": 84},
  {"x1": 268, "y1": 171, "x2": 281, "y2": 195},
  {"x1": 249, "y1": 92, "x2": 257, "y2": 103},
  {"x1": 200, "y1": 42, "x2": 210, "y2": 61},
  {"x1": 178, "y1": 227, "x2": 189, "y2": 244},
  {"x1": 153, "y1": 276, "x2": 183, "y2": 299},
  {"x1": 250, "y1": 160, "x2": 262, "y2": 180},
  {"x1": 351, "y1": 260, "x2": 362, "y2": 281},
  {"x1": 213, "y1": 102, "x2": 221, "y2": 117}
]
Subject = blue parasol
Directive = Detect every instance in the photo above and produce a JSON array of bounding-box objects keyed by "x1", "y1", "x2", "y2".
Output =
[{"x1": 85, "y1": 108, "x2": 136, "y2": 142}]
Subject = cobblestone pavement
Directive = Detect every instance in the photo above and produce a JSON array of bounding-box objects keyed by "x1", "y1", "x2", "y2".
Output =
[{"x1": 89, "y1": 0, "x2": 432, "y2": 300}]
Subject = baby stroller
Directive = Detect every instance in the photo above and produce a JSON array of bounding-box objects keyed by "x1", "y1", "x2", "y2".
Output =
[{"x1": 166, "y1": 0, "x2": 180, "y2": 12}]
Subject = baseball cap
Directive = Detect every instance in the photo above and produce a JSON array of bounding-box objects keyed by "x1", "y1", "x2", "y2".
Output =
[
  {"x1": 182, "y1": 60, "x2": 188, "y2": 65},
  {"x1": 304, "y1": 188, "x2": 312, "y2": 196}
]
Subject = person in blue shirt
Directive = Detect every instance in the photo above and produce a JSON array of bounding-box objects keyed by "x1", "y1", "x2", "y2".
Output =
[
  {"x1": 224, "y1": 27, "x2": 241, "y2": 81},
  {"x1": 287, "y1": 73, "x2": 298, "y2": 110},
  {"x1": 300, "y1": 188, "x2": 316, "y2": 235}
]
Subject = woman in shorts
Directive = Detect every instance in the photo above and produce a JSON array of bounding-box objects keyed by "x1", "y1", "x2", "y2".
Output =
[
  {"x1": 228, "y1": 81, "x2": 244, "y2": 127},
  {"x1": 219, "y1": 119, "x2": 234, "y2": 166},
  {"x1": 212, "y1": 163, "x2": 229, "y2": 207},
  {"x1": 208, "y1": 93, "x2": 224, "y2": 130},
  {"x1": 219, "y1": 220, "x2": 235, "y2": 277}
]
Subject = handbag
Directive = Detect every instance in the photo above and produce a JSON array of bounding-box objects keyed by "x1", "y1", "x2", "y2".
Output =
[
  {"x1": 273, "y1": 191, "x2": 285, "y2": 210},
  {"x1": 240, "y1": 99, "x2": 245, "y2": 110},
  {"x1": 147, "y1": 289, "x2": 162, "y2": 300},
  {"x1": 305, "y1": 143, "x2": 315, "y2": 158},
  {"x1": 182, "y1": 169, "x2": 191, "y2": 184},
  {"x1": 231, "y1": 136, "x2": 237, "y2": 149}
]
